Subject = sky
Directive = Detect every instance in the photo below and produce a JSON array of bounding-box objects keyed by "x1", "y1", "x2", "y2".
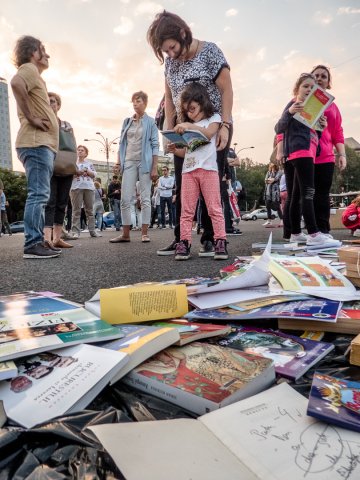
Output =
[{"x1": 1, "y1": 0, "x2": 360, "y2": 171}]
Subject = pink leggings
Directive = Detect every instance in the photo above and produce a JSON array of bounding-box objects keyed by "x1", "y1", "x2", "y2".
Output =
[{"x1": 180, "y1": 169, "x2": 226, "y2": 242}]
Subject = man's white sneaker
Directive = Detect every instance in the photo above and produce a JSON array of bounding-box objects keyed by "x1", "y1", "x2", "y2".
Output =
[{"x1": 289, "y1": 232, "x2": 308, "y2": 243}]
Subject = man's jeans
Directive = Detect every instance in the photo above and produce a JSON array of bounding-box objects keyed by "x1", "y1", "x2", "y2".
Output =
[
  {"x1": 160, "y1": 196, "x2": 173, "y2": 227},
  {"x1": 111, "y1": 199, "x2": 122, "y2": 228},
  {"x1": 17, "y1": 146, "x2": 55, "y2": 249}
]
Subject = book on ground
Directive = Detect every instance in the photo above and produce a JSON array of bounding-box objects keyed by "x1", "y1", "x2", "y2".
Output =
[
  {"x1": 0, "y1": 306, "x2": 125, "y2": 362},
  {"x1": 0, "y1": 344, "x2": 128, "y2": 428},
  {"x1": 89, "y1": 382, "x2": 360, "y2": 480},
  {"x1": 0, "y1": 292, "x2": 80, "y2": 317},
  {"x1": 98, "y1": 324, "x2": 180, "y2": 383},
  {"x1": 278, "y1": 312, "x2": 360, "y2": 335},
  {"x1": 0, "y1": 360, "x2": 17, "y2": 380},
  {"x1": 152, "y1": 319, "x2": 231, "y2": 345},
  {"x1": 215, "y1": 327, "x2": 334, "y2": 380},
  {"x1": 161, "y1": 129, "x2": 209, "y2": 152},
  {"x1": 293, "y1": 84, "x2": 335, "y2": 129},
  {"x1": 307, "y1": 372, "x2": 360, "y2": 433},
  {"x1": 85, "y1": 284, "x2": 188, "y2": 324},
  {"x1": 122, "y1": 342, "x2": 275, "y2": 415},
  {"x1": 350, "y1": 334, "x2": 360, "y2": 366}
]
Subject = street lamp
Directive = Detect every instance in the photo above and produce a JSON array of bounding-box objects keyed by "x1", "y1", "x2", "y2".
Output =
[
  {"x1": 84, "y1": 132, "x2": 119, "y2": 186},
  {"x1": 233, "y1": 144, "x2": 255, "y2": 156}
]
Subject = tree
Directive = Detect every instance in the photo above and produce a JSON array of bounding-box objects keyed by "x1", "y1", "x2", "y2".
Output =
[
  {"x1": 234, "y1": 158, "x2": 268, "y2": 211},
  {"x1": 0, "y1": 168, "x2": 27, "y2": 222},
  {"x1": 332, "y1": 146, "x2": 360, "y2": 194}
]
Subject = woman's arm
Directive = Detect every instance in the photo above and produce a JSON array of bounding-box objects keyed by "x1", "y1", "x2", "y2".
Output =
[
  {"x1": 215, "y1": 68, "x2": 233, "y2": 150},
  {"x1": 164, "y1": 80, "x2": 177, "y2": 129}
]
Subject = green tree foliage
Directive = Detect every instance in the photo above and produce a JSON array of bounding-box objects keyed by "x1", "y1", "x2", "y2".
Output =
[
  {"x1": 332, "y1": 146, "x2": 360, "y2": 194},
  {"x1": 235, "y1": 157, "x2": 268, "y2": 211},
  {"x1": 0, "y1": 168, "x2": 27, "y2": 222}
]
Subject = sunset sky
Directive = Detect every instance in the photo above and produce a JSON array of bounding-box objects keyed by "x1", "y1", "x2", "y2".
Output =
[{"x1": 1, "y1": 0, "x2": 360, "y2": 171}]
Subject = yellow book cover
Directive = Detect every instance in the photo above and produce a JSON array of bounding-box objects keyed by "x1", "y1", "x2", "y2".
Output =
[
  {"x1": 294, "y1": 84, "x2": 334, "y2": 128},
  {"x1": 99, "y1": 284, "x2": 188, "y2": 324}
]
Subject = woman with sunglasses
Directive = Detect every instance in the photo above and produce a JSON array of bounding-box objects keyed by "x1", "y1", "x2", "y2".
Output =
[{"x1": 310, "y1": 65, "x2": 346, "y2": 237}]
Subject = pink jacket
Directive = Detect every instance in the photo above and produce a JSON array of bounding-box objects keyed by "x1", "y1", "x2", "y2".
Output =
[
  {"x1": 315, "y1": 102, "x2": 344, "y2": 164},
  {"x1": 342, "y1": 203, "x2": 360, "y2": 230}
]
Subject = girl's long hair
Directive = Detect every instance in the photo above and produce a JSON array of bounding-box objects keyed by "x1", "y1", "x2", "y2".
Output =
[{"x1": 180, "y1": 82, "x2": 214, "y2": 122}]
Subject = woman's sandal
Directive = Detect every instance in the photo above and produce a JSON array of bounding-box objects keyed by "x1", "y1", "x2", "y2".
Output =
[{"x1": 141, "y1": 235, "x2": 151, "y2": 243}]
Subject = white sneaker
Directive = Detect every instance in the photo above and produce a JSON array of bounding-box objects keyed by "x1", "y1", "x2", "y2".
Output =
[
  {"x1": 290, "y1": 232, "x2": 308, "y2": 243},
  {"x1": 306, "y1": 232, "x2": 334, "y2": 246},
  {"x1": 262, "y1": 220, "x2": 272, "y2": 226},
  {"x1": 323, "y1": 233, "x2": 333, "y2": 239}
]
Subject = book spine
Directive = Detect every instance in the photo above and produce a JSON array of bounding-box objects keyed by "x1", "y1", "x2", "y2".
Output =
[{"x1": 122, "y1": 372, "x2": 218, "y2": 416}]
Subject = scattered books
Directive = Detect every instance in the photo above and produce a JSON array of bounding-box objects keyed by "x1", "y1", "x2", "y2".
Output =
[
  {"x1": 153, "y1": 320, "x2": 231, "y2": 346},
  {"x1": 293, "y1": 83, "x2": 335, "y2": 129},
  {"x1": 160, "y1": 129, "x2": 209, "y2": 152},
  {"x1": 0, "y1": 292, "x2": 79, "y2": 317},
  {"x1": 0, "y1": 306, "x2": 125, "y2": 362},
  {"x1": 350, "y1": 334, "x2": 360, "y2": 366},
  {"x1": 278, "y1": 311, "x2": 360, "y2": 334},
  {"x1": 307, "y1": 373, "x2": 360, "y2": 433},
  {"x1": 90, "y1": 383, "x2": 360, "y2": 480},
  {"x1": 0, "y1": 344, "x2": 128, "y2": 428},
  {"x1": 215, "y1": 326, "x2": 334, "y2": 380},
  {"x1": 98, "y1": 324, "x2": 180, "y2": 383},
  {"x1": 122, "y1": 342, "x2": 275, "y2": 415}
]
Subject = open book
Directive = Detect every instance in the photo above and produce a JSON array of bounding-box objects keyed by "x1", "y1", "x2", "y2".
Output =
[
  {"x1": 161, "y1": 129, "x2": 209, "y2": 152},
  {"x1": 294, "y1": 84, "x2": 335, "y2": 129},
  {"x1": 89, "y1": 383, "x2": 360, "y2": 480}
]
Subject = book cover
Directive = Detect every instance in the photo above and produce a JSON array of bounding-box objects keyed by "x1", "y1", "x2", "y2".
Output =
[
  {"x1": 98, "y1": 324, "x2": 180, "y2": 383},
  {"x1": 0, "y1": 307, "x2": 125, "y2": 361},
  {"x1": 0, "y1": 360, "x2": 17, "y2": 380},
  {"x1": 293, "y1": 84, "x2": 335, "y2": 129},
  {"x1": 153, "y1": 319, "x2": 231, "y2": 346},
  {"x1": 0, "y1": 344, "x2": 128, "y2": 428},
  {"x1": 161, "y1": 129, "x2": 209, "y2": 152},
  {"x1": 186, "y1": 298, "x2": 342, "y2": 323},
  {"x1": 278, "y1": 316, "x2": 360, "y2": 335},
  {"x1": 90, "y1": 383, "x2": 360, "y2": 480},
  {"x1": 269, "y1": 255, "x2": 357, "y2": 301},
  {"x1": 86, "y1": 284, "x2": 188, "y2": 324},
  {"x1": 0, "y1": 292, "x2": 79, "y2": 317},
  {"x1": 307, "y1": 373, "x2": 360, "y2": 433},
  {"x1": 122, "y1": 342, "x2": 275, "y2": 415},
  {"x1": 350, "y1": 334, "x2": 360, "y2": 366},
  {"x1": 215, "y1": 327, "x2": 334, "y2": 380}
]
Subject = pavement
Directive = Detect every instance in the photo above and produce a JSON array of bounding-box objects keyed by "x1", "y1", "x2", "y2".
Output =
[{"x1": 0, "y1": 221, "x2": 351, "y2": 305}]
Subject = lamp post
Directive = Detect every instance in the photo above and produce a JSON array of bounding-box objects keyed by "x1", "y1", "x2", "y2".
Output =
[
  {"x1": 84, "y1": 132, "x2": 119, "y2": 186},
  {"x1": 233, "y1": 144, "x2": 255, "y2": 156}
]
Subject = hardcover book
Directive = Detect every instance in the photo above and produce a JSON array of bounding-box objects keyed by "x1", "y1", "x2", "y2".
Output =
[
  {"x1": 215, "y1": 327, "x2": 334, "y2": 380},
  {"x1": 278, "y1": 315, "x2": 360, "y2": 335},
  {"x1": 0, "y1": 307, "x2": 125, "y2": 362},
  {"x1": 307, "y1": 373, "x2": 360, "y2": 433},
  {"x1": 122, "y1": 342, "x2": 275, "y2": 415},
  {"x1": 0, "y1": 344, "x2": 128, "y2": 428},
  {"x1": 98, "y1": 324, "x2": 180, "y2": 383},
  {"x1": 90, "y1": 383, "x2": 360, "y2": 480},
  {"x1": 161, "y1": 129, "x2": 209, "y2": 152}
]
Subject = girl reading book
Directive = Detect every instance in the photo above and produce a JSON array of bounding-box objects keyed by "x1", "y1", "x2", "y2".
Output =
[
  {"x1": 275, "y1": 73, "x2": 331, "y2": 247},
  {"x1": 167, "y1": 83, "x2": 227, "y2": 261}
]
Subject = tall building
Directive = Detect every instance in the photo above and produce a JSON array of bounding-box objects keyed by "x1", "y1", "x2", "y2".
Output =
[{"x1": 0, "y1": 77, "x2": 13, "y2": 170}]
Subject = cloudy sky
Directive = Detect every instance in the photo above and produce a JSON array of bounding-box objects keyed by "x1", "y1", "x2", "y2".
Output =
[{"x1": 1, "y1": 0, "x2": 359, "y2": 171}]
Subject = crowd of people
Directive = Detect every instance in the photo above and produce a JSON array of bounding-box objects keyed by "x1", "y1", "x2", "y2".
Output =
[{"x1": 5, "y1": 10, "x2": 347, "y2": 260}]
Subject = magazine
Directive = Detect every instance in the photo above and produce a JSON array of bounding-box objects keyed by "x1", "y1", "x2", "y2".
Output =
[
  {"x1": 0, "y1": 292, "x2": 79, "y2": 317},
  {"x1": 0, "y1": 344, "x2": 128, "y2": 428},
  {"x1": 215, "y1": 327, "x2": 334, "y2": 380},
  {"x1": 0, "y1": 307, "x2": 125, "y2": 361},
  {"x1": 161, "y1": 129, "x2": 209, "y2": 152},
  {"x1": 293, "y1": 84, "x2": 335, "y2": 129}
]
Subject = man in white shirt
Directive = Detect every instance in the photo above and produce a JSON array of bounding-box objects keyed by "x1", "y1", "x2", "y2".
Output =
[{"x1": 158, "y1": 166, "x2": 175, "y2": 228}]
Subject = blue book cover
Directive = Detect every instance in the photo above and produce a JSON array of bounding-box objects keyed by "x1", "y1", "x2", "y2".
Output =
[
  {"x1": 185, "y1": 299, "x2": 342, "y2": 322},
  {"x1": 215, "y1": 327, "x2": 334, "y2": 381},
  {"x1": 0, "y1": 293, "x2": 78, "y2": 317},
  {"x1": 307, "y1": 373, "x2": 360, "y2": 433}
]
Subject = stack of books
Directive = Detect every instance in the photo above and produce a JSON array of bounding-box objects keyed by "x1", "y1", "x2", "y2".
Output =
[
  {"x1": 338, "y1": 245, "x2": 360, "y2": 287},
  {"x1": 350, "y1": 333, "x2": 360, "y2": 366}
]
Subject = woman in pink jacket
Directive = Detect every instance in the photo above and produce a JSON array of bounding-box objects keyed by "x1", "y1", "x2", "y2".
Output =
[{"x1": 310, "y1": 65, "x2": 346, "y2": 237}]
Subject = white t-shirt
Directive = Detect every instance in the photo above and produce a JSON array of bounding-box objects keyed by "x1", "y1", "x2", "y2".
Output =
[
  {"x1": 71, "y1": 160, "x2": 96, "y2": 190},
  {"x1": 182, "y1": 113, "x2": 221, "y2": 174}
]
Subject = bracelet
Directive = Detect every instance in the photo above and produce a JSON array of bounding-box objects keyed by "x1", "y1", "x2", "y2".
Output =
[
  {"x1": 220, "y1": 123, "x2": 230, "y2": 130},
  {"x1": 339, "y1": 154, "x2": 346, "y2": 158}
]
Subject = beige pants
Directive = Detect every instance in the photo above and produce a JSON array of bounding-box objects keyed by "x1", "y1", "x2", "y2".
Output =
[{"x1": 70, "y1": 188, "x2": 95, "y2": 235}]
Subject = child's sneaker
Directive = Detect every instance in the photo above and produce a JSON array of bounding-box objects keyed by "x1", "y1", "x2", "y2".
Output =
[
  {"x1": 306, "y1": 232, "x2": 333, "y2": 246},
  {"x1": 175, "y1": 240, "x2": 191, "y2": 260},
  {"x1": 214, "y1": 239, "x2": 229, "y2": 260},
  {"x1": 289, "y1": 232, "x2": 308, "y2": 243}
]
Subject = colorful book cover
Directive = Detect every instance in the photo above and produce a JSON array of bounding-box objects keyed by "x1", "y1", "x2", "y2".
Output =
[
  {"x1": 153, "y1": 320, "x2": 231, "y2": 346},
  {"x1": 161, "y1": 129, "x2": 209, "y2": 152},
  {"x1": 0, "y1": 360, "x2": 17, "y2": 380},
  {"x1": 0, "y1": 307, "x2": 125, "y2": 361},
  {"x1": 123, "y1": 342, "x2": 275, "y2": 415},
  {"x1": 307, "y1": 373, "x2": 360, "y2": 433},
  {"x1": 0, "y1": 344, "x2": 128, "y2": 429},
  {"x1": 294, "y1": 84, "x2": 334, "y2": 128},
  {"x1": 0, "y1": 293, "x2": 79, "y2": 317},
  {"x1": 185, "y1": 299, "x2": 342, "y2": 323},
  {"x1": 99, "y1": 324, "x2": 180, "y2": 382},
  {"x1": 215, "y1": 327, "x2": 334, "y2": 380}
]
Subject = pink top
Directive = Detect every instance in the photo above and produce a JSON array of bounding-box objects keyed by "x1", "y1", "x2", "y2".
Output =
[
  {"x1": 315, "y1": 102, "x2": 344, "y2": 165},
  {"x1": 288, "y1": 130, "x2": 318, "y2": 161}
]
